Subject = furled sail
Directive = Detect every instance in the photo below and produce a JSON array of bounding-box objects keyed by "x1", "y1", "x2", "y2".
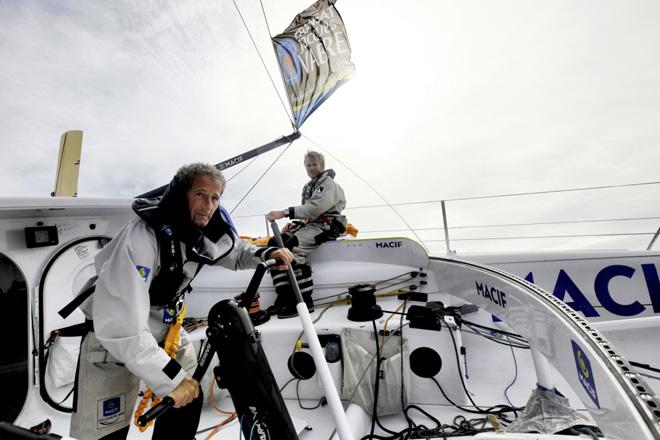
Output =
[{"x1": 273, "y1": 0, "x2": 354, "y2": 128}]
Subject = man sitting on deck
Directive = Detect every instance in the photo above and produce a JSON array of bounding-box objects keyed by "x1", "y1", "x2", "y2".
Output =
[{"x1": 265, "y1": 150, "x2": 348, "y2": 318}]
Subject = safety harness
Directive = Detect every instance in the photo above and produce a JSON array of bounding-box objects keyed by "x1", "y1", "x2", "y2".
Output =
[{"x1": 133, "y1": 303, "x2": 187, "y2": 432}]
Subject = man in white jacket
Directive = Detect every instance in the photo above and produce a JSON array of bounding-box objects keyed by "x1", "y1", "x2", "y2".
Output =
[
  {"x1": 265, "y1": 151, "x2": 347, "y2": 318},
  {"x1": 70, "y1": 163, "x2": 293, "y2": 440}
]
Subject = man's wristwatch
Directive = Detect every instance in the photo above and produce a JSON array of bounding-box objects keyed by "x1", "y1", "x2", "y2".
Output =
[{"x1": 282, "y1": 208, "x2": 290, "y2": 218}]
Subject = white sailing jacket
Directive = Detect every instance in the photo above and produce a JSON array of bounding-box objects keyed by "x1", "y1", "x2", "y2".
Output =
[{"x1": 80, "y1": 215, "x2": 271, "y2": 397}]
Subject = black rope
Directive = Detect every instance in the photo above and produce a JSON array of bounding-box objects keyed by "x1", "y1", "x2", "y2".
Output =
[
  {"x1": 630, "y1": 360, "x2": 660, "y2": 374},
  {"x1": 460, "y1": 318, "x2": 525, "y2": 339},
  {"x1": 295, "y1": 379, "x2": 326, "y2": 410},
  {"x1": 441, "y1": 317, "x2": 523, "y2": 416},
  {"x1": 463, "y1": 325, "x2": 530, "y2": 349},
  {"x1": 312, "y1": 271, "x2": 418, "y2": 303}
]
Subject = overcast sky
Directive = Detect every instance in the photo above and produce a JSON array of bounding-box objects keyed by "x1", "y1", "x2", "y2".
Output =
[{"x1": 1, "y1": 0, "x2": 659, "y2": 255}]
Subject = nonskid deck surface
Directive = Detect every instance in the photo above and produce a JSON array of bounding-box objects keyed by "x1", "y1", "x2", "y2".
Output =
[
  {"x1": 36, "y1": 398, "x2": 600, "y2": 440},
  {"x1": 122, "y1": 400, "x2": 595, "y2": 439}
]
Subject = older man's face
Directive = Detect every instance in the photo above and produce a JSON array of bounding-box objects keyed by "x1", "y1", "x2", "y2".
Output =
[{"x1": 186, "y1": 174, "x2": 223, "y2": 227}]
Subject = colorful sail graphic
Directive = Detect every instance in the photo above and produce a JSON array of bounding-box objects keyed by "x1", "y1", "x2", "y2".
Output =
[{"x1": 273, "y1": 0, "x2": 354, "y2": 128}]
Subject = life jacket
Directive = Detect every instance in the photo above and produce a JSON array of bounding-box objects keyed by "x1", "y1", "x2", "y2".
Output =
[
  {"x1": 128, "y1": 197, "x2": 235, "y2": 306},
  {"x1": 144, "y1": 213, "x2": 190, "y2": 307}
]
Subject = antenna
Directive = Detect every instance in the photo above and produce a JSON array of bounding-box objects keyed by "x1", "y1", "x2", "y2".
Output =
[{"x1": 52, "y1": 130, "x2": 83, "y2": 197}]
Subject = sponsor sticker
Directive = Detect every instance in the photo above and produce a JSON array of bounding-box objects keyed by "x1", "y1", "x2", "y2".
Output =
[
  {"x1": 97, "y1": 394, "x2": 125, "y2": 428},
  {"x1": 571, "y1": 340, "x2": 600, "y2": 408},
  {"x1": 163, "y1": 306, "x2": 176, "y2": 324},
  {"x1": 136, "y1": 265, "x2": 151, "y2": 282}
]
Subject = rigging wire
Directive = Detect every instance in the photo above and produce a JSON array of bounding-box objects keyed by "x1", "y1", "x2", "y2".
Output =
[
  {"x1": 443, "y1": 180, "x2": 660, "y2": 202},
  {"x1": 356, "y1": 216, "x2": 660, "y2": 234},
  {"x1": 303, "y1": 133, "x2": 429, "y2": 252},
  {"x1": 231, "y1": 0, "x2": 295, "y2": 128},
  {"x1": 228, "y1": 139, "x2": 294, "y2": 214},
  {"x1": 424, "y1": 232, "x2": 654, "y2": 242},
  {"x1": 259, "y1": 0, "x2": 274, "y2": 39},
  {"x1": 337, "y1": 182, "x2": 660, "y2": 210},
  {"x1": 225, "y1": 157, "x2": 259, "y2": 183}
]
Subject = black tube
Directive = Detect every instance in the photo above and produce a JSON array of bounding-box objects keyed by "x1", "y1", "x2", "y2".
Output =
[
  {"x1": 269, "y1": 221, "x2": 304, "y2": 304},
  {"x1": 137, "y1": 396, "x2": 175, "y2": 427}
]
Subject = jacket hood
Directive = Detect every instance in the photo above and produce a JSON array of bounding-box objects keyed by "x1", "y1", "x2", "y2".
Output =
[
  {"x1": 132, "y1": 177, "x2": 231, "y2": 246},
  {"x1": 320, "y1": 169, "x2": 336, "y2": 180}
]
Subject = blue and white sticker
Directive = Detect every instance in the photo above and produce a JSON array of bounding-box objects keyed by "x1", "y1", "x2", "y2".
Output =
[
  {"x1": 160, "y1": 224, "x2": 173, "y2": 237},
  {"x1": 571, "y1": 340, "x2": 600, "y2": 408},
  {"x1": 136, "y1": 265, "x2": 151, "y2": 283},
  {"x1": 163, "y1": 306, "x2": 176, "y2": 324},
  {"x1": 97, "y1": 394, "x2": 125, "y2": 428}
]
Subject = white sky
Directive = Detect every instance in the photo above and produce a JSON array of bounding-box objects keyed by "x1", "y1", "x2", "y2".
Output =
[{"x1": 1, "y1": 0, "x2": 660, "y2": 255}]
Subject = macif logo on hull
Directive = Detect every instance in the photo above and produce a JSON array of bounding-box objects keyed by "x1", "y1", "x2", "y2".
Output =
[
  {"x1": 376, "y1": 241, "x2": 403, "y2": 249},
  {"x1": 571, "y1": 340, "x2": 600, "y2": 409},
  {"x1": 524, "y1": 263, "x2": 660, "y2": 318}
]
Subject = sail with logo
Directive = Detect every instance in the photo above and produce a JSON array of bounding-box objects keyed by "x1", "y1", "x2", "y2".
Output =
[{"x1": 273, "y1": 0, "x2": 355, "y2": 128}]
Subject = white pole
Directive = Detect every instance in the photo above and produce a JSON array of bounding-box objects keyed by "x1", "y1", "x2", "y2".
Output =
[
  {"x1": 270, "y1": 221, "x2": 355, "y2": 440},
  {"x1": 296, "y1": 303, "x2": 355, "y2": 440},
  {"x1": 530, "y1": 347, "x2": 555, "y2": 390}
]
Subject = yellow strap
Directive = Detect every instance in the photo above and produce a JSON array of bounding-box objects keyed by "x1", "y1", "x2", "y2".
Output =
[
  {"x1": 241, "y1": 221, "x2": 359, "y2": 244},
  {"x1": 345, "y1": 223, "x2": 358, "y2": 237},
  {"x1": 133, "y1": 304, "x2": 187, "y2": 431}
]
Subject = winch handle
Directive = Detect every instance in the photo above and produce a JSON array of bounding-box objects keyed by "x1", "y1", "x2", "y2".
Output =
[
  {"x1": 136, "y1": 396, "x2": 175, "y2": 427},
  {"x1": 237, "y1": 258, "x2": 278, "y2": 309}
]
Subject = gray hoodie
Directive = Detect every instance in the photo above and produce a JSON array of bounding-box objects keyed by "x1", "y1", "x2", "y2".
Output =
[{"x1": 288, "y1": 169, "x2": 347, "y2": 229}]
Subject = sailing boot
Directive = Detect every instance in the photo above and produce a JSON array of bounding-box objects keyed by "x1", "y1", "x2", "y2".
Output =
[
  {"x1": 267, "y1": 268, "x2": 296, "y2": 316},
  {"x1": 277, "y1": 263, "x2": 315, "y2": 319}
]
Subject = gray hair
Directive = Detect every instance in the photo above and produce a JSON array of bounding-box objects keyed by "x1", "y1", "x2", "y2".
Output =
[
  {"x1": 174, "y1": 162, "x2": 226, "y2": 194},
  {"x1": 304, "y1": 150, "x2": 325, "y2": 167}
]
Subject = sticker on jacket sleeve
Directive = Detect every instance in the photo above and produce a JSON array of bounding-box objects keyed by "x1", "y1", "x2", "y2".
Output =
[
  {"x1": 136, "y1": 265, "x2": 151, "y2": 282},
  {"x1": 97, "y1": 394, "x2": 125, "y2": 428}
]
